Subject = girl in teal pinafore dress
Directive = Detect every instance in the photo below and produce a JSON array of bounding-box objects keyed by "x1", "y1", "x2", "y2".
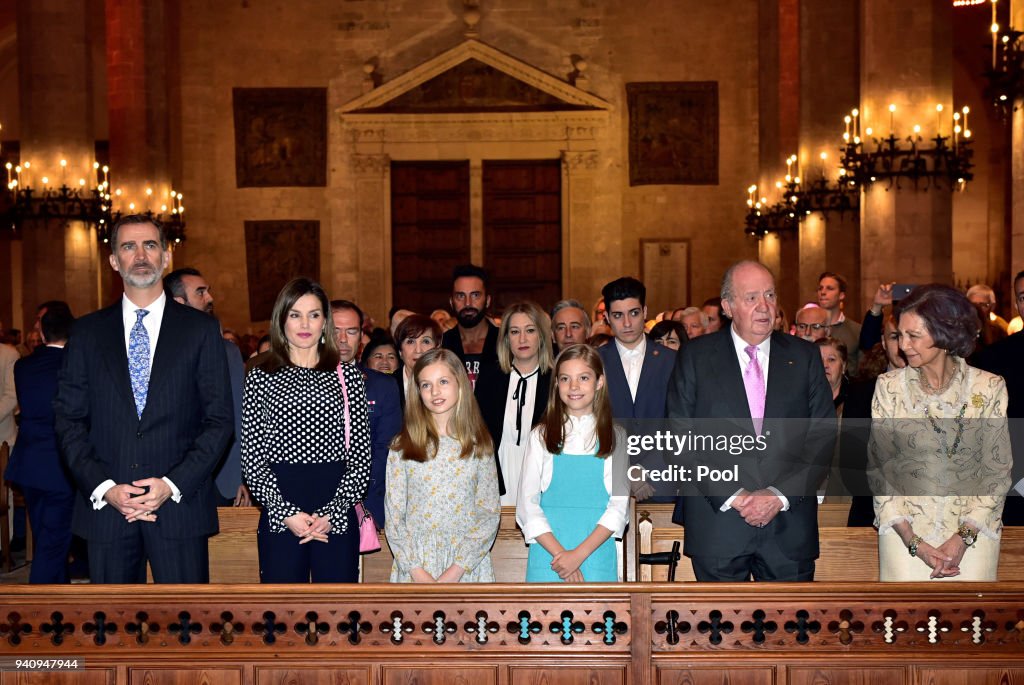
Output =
[{"x1": 516, "y1": 345, "x2": 629, "y2": 582}]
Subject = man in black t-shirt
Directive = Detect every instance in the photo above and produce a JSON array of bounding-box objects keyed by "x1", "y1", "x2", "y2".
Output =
[{"x1": 441, "y1": 264, "x2": 499, "y2": 390}]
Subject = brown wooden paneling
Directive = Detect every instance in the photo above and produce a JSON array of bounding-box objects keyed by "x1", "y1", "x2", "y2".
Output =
[
  {"x1": 391, "y1": 161, "x2": 471, "y2": 314},
  {"x1": 917, "y1": 669, "x2": 1024, "y2": 685},
  {"x1": 509, "y1": 667, "x2": 625, "y2": 685},
  {"x1": 786, "y1": 668, "x2": 906, "y2": 685},
  {"x1": 8, "y1": 671, "x2": 113, "y2": 685},
  {"x1": 657, "y1": 667, "x2": 774, "y2": 685},
  {"x1": 256, "y1": 668, "x2": 369, "y2": 685},
  {"x1": 383, "y1": 667, "x2": 496, "y2": 685},
  {"x1": 483, "y1": 160, "x2": 561, "y2": 311},
  {"x1": 129, "y1": 670, "x2": 240, "y2": 685},
  {"x1": 209, "y1": 507, "x2": 259, "y2": 583}
]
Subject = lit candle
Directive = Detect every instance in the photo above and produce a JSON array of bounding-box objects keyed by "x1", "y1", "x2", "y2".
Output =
[
  {"x1": 962, "y1": 105, "x2": 969, "y2": 132},
  {"x1": 889, "y1": 104, "x2": 896, "y2": 135},
  {"x1": 992, "y1": 0, "x2": 999, "y2": 69},
  {"x1": 852, "y1": 109, "x2": 860, "y2": 138},
  {"x1": 936, "y1": 104, "x2": 943, "y2": 136},
  {"x1": 5, "y1": 162, "x2": 11, "y2": 187},
  {"x1": 22, "y1": 161, "x2": 30, "y2": 189},
  {"x1": 60, "y1": 158, "x2": 67, "y2": 184},
  {"x1": 820, "y1": 151, "x2": 828, "y2": 179},
  {"x1": 844, "y1": 115, "x2": 851, "y2": 138}
]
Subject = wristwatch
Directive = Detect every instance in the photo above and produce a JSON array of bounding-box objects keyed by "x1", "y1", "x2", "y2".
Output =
[
  {"x1": 907, "y1": 535, "x2": 923, "y2": 557},
  {"x1": 957, "y1": 523, "x2": 977, "y2": 548}
]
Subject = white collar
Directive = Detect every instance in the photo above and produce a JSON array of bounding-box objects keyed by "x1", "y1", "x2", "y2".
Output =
[{"x1": 615, "y1": 335, "x2": 646, "y2": 358}]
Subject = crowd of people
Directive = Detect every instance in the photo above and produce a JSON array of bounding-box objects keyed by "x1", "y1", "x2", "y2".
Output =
[{"x1": 0, "y1": 213, "x2": 1019, "y2": 585}]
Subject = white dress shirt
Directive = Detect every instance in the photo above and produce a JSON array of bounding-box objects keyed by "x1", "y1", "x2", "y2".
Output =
[
  {"x1": 91, "y1": 292, "x2": 182, "y2": 510},
  {"x1": 721, "y1": 326, "x2": 788, "y2": 512},
  {"x1": 614, "y1": 336, "x2": 646, "y2": 401},
  {"x1": 497, "y1": 367, "x2": 539, "y2": 507},
  {"x1": 515, "y1": 415, "x2": 629, "y2": 545}
]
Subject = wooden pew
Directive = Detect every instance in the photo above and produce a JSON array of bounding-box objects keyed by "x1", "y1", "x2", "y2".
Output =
[
  {"x1": 212, "y1": 504, "x2": 636, "y2": 584},
  {"x1": 213, "y1": 504, "x2": 1024, "y2": 584},
  {"x1": 6, "y1": 582, "x2": 1024, "y2": 685},
  {"x1": 635, "y1": 503, "x2": 1024, "y2": 582}
]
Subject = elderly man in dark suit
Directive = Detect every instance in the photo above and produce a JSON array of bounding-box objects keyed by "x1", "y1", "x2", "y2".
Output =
[
  {"x1": 4, "y1": 302, "x2": 75, "y2": 583},
  {"x1": 54, "y1": 215, "x2": 233, "y2": 584},
  {"x1": 597, "y1": 277, "x2": 678, "y2": 501},
  {"x1": 667, "y1": 260, "x2": 834, "y2": 581}
]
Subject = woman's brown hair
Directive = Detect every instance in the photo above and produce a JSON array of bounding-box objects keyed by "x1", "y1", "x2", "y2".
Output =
[
  {"x1": 256, "y1": 277, "x2": 340, "y2": 374},
  {"x1": 540, "y1": 344, "x2": 615, "y2": 458},
  {"x1": 392, "y1": 348, "x2": 494, "y2": 462}
]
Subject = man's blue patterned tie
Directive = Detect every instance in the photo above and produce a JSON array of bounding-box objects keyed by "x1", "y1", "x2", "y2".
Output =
[{"x1": 129, "y1": 309, "x2": 150, "y2": 418}]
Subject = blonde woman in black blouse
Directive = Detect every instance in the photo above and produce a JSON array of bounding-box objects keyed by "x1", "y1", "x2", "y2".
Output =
[{"x1": 241, "y1": 277, "x2": 371, "y2": 583}]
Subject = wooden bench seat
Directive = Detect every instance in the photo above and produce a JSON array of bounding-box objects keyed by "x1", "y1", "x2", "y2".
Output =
[{"x1": 210, "y1": 503, "x2": 1024, "y2": 583}]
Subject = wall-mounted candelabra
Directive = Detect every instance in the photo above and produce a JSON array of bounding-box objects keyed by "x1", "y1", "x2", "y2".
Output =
[
  {"x1": 838, "y1": 104, "x2": 974, "y2": 191},
  {"x1": 983, "y1": 0, "x2": 1023, "y2": 114},
  {"x1": 744, "y1": 155, "x2": 860, "y2": 238},
  {"x1": 2, "y1": 134, "x2": 187, "y2": 246},
  {"x1": 744, "y1": 102, "x2": 974, "y2": 236}
]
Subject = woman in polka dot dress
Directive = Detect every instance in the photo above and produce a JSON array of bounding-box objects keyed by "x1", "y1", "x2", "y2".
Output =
[
  {"x1": 385, "y1": 348, "x2": 500, "y2": 582},
  {"x1": 242, "y1": 277, "x2": 371, "y2": 583}
]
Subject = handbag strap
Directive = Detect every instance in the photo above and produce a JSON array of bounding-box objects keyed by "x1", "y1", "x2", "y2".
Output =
[{"x1": 336, "y1": 363, "x2": 351, "y2": 452}]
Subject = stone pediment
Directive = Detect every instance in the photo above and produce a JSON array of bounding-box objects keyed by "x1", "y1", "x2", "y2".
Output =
[{"x1": 339, "y1": 39, "x2": 610, "y2": 115}]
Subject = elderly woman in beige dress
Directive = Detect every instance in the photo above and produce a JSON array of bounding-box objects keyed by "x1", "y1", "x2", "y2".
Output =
[{"x1": 869, "y1": 285, "x2": 1011, "y2": 581}]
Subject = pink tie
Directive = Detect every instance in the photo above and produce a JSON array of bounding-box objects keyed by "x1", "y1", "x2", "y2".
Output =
[{"x1": 743, "y1": 345, "x2": 765, "y2": 435}]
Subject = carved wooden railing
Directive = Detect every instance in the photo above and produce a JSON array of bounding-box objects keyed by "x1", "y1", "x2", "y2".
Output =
[{"x1": 1, "y1": 583, "x2": 1023, "y2": 684}]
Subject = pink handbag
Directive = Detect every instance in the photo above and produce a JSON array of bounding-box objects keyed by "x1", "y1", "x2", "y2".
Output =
[
  {"x1": 355, "y1": 502, "x2": 381, "y2": 554},
  {"x1": 338, "y1": 364, "x2": 381, "y2": 554}
]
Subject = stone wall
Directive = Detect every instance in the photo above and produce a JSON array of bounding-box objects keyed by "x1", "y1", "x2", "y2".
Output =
[{"x1": 173, "y1": 0, "x2": 761, "y2": 332}]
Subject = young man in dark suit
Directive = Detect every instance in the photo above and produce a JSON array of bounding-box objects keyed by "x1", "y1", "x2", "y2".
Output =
[
  {"x1": 54, "y1": 215, "x2": 233, "y2": 584},
  {"x1": 597, "y1": 277, "x2": 678, "y2": 501},
  {"x1": 4, "y1": 302, "x2": 75, "y2": 583},
  {"x1": 667, "y1": 261, "x2": 834, "y2": 581}
]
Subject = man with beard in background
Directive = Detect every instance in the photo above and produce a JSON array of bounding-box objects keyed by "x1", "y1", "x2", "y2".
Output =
[
  {"x1": 164, "y1": 267, "x2": 250, "y2": 507},
  {"x1": 441, "y1": 264, "x2": 500, "y2": 390}
]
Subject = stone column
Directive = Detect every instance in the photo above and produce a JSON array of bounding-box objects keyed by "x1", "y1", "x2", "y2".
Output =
[
  {"x1": 16, "y1": 0, "x2": 99, "y2": 323},
  {"x1": 798, "y1": 0, "x2": 860, "y2": 312},
  {"x1": 859, "y1": 0, "x2": 954, "y2": 311},
  {"x1": 561, "y1": 150, "x2": 600, "y2": 298},
  {"x1": 348, "y1": 153, "x2": 391, "y2": 319},
  {"x1": 1012, "y1": 0, "x2": 1024, "y2": 282},
  {"x1": 105, "y1": 0, "x2": 172, "y2": 215}
]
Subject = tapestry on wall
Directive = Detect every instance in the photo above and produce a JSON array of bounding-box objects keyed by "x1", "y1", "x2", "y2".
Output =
[
  {"x1": 233, "y1": 88, "x2": 327, "y2": 187},
  {"x1": 244, "y1": 220, "x2": 320, "y2": 322},
  {"x1": 626, "y1": 82, "x2": 718, "y2": 186}
]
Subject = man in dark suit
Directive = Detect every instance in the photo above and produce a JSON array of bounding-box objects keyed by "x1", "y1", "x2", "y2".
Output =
[
  {"x1": 331, "y1": 300, "x2": 402, "y2": 528},
  {"x1": 597, "y1": 277, "x2": 677, "y2": 500},
  {"x1": 4, "y1": 302, "x2": 75, "y2": 583},
  {"x1": 164, "y1": 267, "x2": 250, "y2": 507},
  {"x1": 667, "y1": 260, "x2": 834, "y2": 581},
  {"x1": 54, "y1": 215, "x2": 233, "y2": 584},
  {"x1": 972, "y1": 268, "x2": 1024, "y2": 526}
]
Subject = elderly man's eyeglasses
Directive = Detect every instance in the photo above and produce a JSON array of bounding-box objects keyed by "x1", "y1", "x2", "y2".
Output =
[{"x1": 795, "y1": 323, "x2": 830, "y2": 331}]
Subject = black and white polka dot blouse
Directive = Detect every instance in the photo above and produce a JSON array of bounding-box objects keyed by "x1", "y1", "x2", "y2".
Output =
[{"x1": 241, "y1": 362, "x2": 371, "y2": 534}]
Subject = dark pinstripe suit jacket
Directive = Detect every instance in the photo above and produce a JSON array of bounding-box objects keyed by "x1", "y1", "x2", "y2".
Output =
[{"x1": 54, "y1": 299, "x2": 233, "y2": 542}]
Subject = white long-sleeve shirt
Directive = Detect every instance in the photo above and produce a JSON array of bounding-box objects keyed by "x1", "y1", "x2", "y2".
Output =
[{"x1": 515, "y1": 414, "x2": 629, "y2": 545}]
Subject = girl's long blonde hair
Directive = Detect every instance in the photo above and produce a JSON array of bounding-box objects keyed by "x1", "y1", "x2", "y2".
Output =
[{"x1": 393, "y1": 348, "x2": 494, "y2": 462}]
